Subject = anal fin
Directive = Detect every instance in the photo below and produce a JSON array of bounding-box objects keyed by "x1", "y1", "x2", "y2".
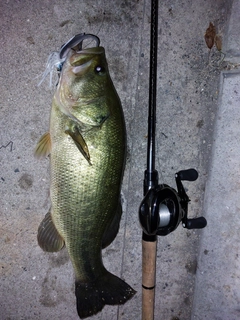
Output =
[{"x1": 37, "y1": 210, "x2": 65, "y2": 252}]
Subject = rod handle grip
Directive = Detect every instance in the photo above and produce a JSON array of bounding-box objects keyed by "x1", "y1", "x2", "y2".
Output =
[{"x1": 142, "y1": 238, "x2": 157, "y2": 320}]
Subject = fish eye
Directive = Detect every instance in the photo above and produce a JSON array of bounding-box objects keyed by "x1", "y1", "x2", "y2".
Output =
[{"x1": 95, "y1": 66, "x2": 105, "y2": 75}]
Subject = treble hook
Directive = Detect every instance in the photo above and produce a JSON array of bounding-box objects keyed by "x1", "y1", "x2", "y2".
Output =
[{"x1": 59, "y1": 33, "x2": 100, "y2": 59}]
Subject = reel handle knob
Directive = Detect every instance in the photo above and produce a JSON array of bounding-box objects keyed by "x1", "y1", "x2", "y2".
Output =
[
  {"x1": 183, "y1": 217, "x2": 207, "y2": 229},
  {"x1": 177, "y1": 169, "x2": 198, "y2": 181}
]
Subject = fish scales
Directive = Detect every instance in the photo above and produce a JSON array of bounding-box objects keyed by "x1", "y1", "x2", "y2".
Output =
[
  {"x1": 50, "y1": 94, "x2": 124, "y2": 279},
  {"x1": 36, "y1": 45, "x2": 135, "y2": 318}
]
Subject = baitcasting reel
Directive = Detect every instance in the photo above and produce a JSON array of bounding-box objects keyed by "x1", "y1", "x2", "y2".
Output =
[{"x1": 139, "y1": 168, "x2": 207, "y2": 236}]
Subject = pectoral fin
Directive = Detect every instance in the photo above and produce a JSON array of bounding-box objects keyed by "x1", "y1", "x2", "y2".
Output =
[
  {"x1": 34, "y1": 132, "x2": 51, "y2": 158},
  {"x1": 65, "y1": 126, "x2": 91, "y2": 165},
  {"x1": 37, "y1": 210, "x2": 65, "y2": 252}
]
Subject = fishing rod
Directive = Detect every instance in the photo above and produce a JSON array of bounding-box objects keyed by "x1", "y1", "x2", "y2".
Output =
[{"x1": 138, "y1": 0, "x2": 207, "y2": 319}]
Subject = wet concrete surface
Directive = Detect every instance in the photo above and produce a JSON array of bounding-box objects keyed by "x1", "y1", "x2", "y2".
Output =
[{"x1": 0, "y1": 0, "x2": 237, "y2": 319}]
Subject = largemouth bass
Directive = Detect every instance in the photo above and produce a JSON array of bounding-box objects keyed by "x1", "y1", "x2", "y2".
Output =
[{"x1": 36, "y1": 43, "x2": 135, "y2": 318}]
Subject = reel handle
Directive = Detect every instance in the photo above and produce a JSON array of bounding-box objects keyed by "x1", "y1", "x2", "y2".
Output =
[
  {"x1": 183, "y1": 217, "x2": 207, "y2": 229},
  {"x1": 177, "y1": 168, "x2": 198, "y2": 181}
]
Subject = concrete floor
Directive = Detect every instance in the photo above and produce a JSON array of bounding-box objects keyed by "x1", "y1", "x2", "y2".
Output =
[{"x1": 0, "y1": 0, "x2": 237, "y2": 319}]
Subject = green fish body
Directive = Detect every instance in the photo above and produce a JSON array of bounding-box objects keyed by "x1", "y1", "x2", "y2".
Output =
[{"x1": 36, "y1": 46, "x2": 135, "y2": 318}]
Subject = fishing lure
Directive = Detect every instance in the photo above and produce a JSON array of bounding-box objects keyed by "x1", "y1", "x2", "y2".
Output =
[{"x1": 38, "y1": 33, "x2": 100, "y2": 87}]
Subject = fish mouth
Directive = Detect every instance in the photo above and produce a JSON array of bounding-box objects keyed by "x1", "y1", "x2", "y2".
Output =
[{"x1": 69, "y1": 46, "x2": 105, "y2": 75}]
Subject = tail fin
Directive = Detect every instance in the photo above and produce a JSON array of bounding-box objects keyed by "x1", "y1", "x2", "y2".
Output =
[{"x1": 75, "y1": 271, "x2": 136, "y2": 319}]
